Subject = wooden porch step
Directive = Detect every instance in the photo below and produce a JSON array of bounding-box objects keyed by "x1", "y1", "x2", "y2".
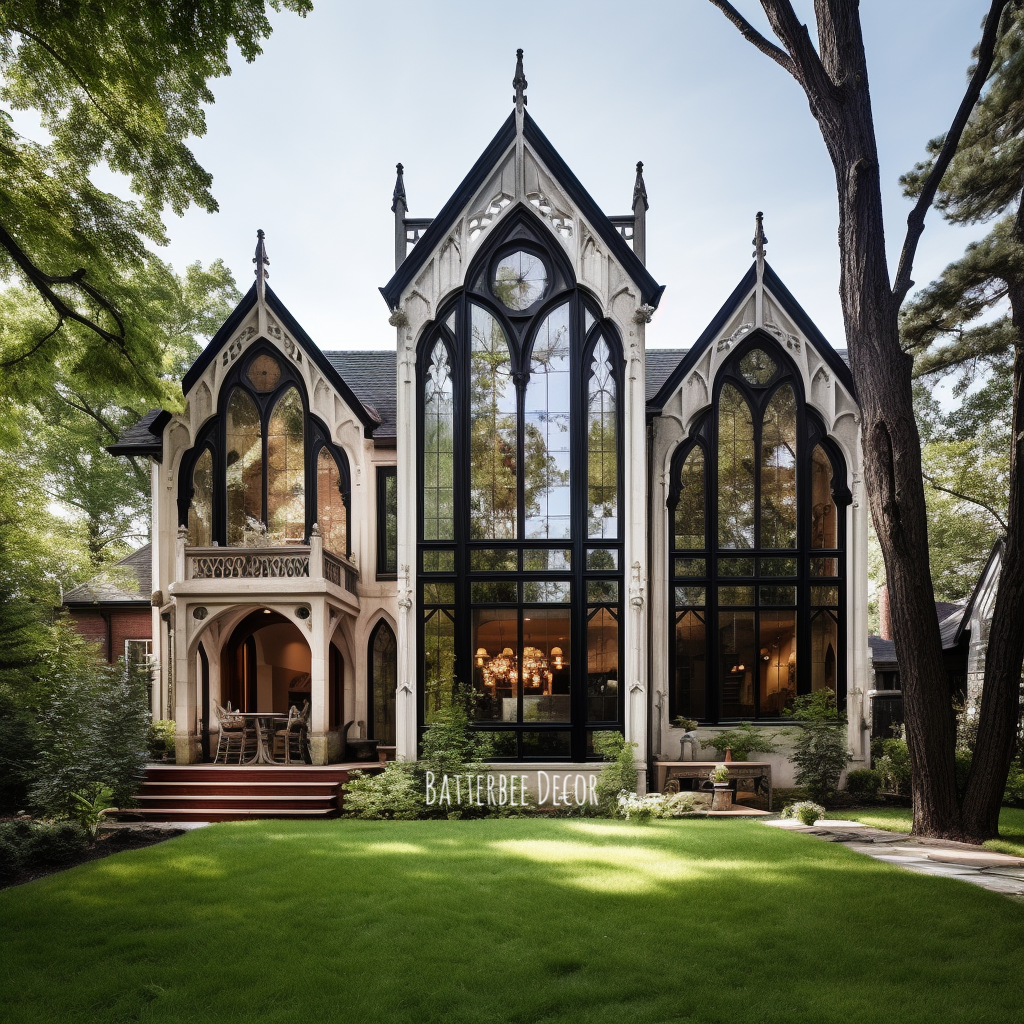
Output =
[
  {"x1": 116, "y1": 807, "x2": 338, "y2": 822},
  {"x1": 136, "y1": 794, "x2": 335, "y2": 809},
  {"x1": 139, "y1": 781, "x2": 340, "y2": 797}
]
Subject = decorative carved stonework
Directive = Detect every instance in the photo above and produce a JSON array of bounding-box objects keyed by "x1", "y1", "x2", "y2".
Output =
[
  {"x1": 763, "y1": 318, "x2": 800, "y2": 350},
  {"x1": 389, "y1": 306, "x2": 409, "y2": 328},
  {"x1": 718, "y1": 322, "x2": 754, "y2": 351},
  {"x1": 221, "y1": 325, "x2": 256, "y2": 367},
  {"x1": 632, "y1": 304, "x2": 656, "y2": 324}
]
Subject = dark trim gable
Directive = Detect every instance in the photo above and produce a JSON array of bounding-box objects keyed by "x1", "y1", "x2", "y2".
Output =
[
  {"x1": 646, "y1": 261, "x2": 856, "y2": 414},
  {"x1": 953, "y1": 537, "x2": 1004, "y2": 646},
  {"x1": 379, "y1": 111, "x2": 664, "y2": 312},
  {"x1": 106, "y1": 409, "x2": 172, "y2": 461},
  {"x1": 180, "y1": 282, "x2": 382, "y2": 438}
]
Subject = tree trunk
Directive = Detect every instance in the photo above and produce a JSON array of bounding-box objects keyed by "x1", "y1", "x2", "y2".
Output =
[
  {"x1": 961, "y1": 278, "x2": 1024, "y2": 842},
  {"x1": 799, "y1": 7, "x2": 962, "y2": 838}
]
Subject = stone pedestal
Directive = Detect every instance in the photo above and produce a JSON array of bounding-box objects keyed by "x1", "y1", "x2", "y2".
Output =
[{"x1": 711, "y1": 785, "x2": 733, "y2": 811}]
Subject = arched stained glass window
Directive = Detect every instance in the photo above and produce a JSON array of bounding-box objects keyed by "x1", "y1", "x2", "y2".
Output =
[
  {"x1": 718, "y1": 384, "x2": 755, "y2": 549},
  {"x1": 760, "y1": 385, "x2": 797, "y2": 548},
  {"x1": 317, "y1": 448, "x2": 347, "y2": 556},
  {"x1": 674, "y1": 447, "x2": 705, "y2": 550},
  {"x1": 423, "y1": 342, "x2": 455, "y2": 541},
  {"x1": 267, "y1": 386, "x2": 305, "y2": 542},
  {"x1": 587, "y1": 337, "x2": 618, "y2": 540},
  {"x1": 188, "y1": 448, "x2": 213, "y2": 546},
  {"x1": 525, "y1": 304, "x2": 571, "y2": 539},
  {"x1": 226, "y1": 388, "x2": 262, "y2": 545},
  {"x1": 370, "y1": 621, "x2": 398, "y2": 745},
  {"x1": 469, "y1": 305, "x2": 517, "y2": 539},
  {"x1": 811, "y1": 444, "x2": 837, "y2": 548}
]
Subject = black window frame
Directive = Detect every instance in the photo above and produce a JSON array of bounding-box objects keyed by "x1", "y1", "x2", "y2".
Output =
[
  {"x1": 376, "y1": 466, "x2": 398, "y2": 579},
  {"x1": 667, "y1": 332, "x2": 851, "y2": 724}
]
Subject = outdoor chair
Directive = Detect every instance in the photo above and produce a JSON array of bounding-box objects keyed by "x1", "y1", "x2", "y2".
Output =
[
  {"x1": 272, "y1": 701, "x2": 310, "y2": 764},
  {"x1": 214, "y1": 701, "x2": 256, "y2": 764}
]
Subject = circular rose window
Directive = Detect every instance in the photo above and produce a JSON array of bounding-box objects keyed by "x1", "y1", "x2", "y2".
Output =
[{"x1": 493, "y1": 251, "x2": 547, "y2": 311}]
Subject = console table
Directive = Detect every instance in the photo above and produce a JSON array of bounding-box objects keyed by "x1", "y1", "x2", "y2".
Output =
[{"x1": 655, "y1": 761, "x2": 773, "y2": 810}]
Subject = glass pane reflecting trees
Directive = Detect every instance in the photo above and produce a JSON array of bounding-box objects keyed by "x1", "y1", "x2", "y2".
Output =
[
  {"x1": 267, "y1": 386, "x2": 305, "y2": 541},
  {"x1": 317, "y1": 449, "x2": 347, "y2": 555},
  {"x1": 718, "y1": 384, "x2": 755, "y2": 548},
  {"x1": 470, "y1": 305, "x2": 517, "y2": 539},
  {"x1": 370, "y1": 621, "x2": 397, "y2": 745},
  {"x1": 811, "y1": 445, "x2": 837, "y2": 548},
  {"x1": 760, "y1": 385, "x2": 797, "y2": 548},
  {"x1": 675, "y1": 448, "x2": 704, "y2": 549},
  {"x1": 226, "y1": 389, "x2": 262, "y2": 545},
  {"x1": 188, "y1": 449, "x2": 213, "y2": 546},
  {"x1": 525, "y1": 304, "x2": 571, "y2": 539}
]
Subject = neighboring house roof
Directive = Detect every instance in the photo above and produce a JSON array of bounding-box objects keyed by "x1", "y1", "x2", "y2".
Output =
[
  {"x1": 64, "y1": 544, "x2": 152, "y2": 607},
  {"x1": 868, "y1": 635, "x2": 898, "y2": 671},
  {"x1": 646, "y1": 349, "x2": 688, "y2": 403},
  {"x1": 953, "y1": 538, "x2": 1005, "y2": 646},
  {"x1": 379, "y1": 110, "x2": 664, "y2": 312},
  {"x1": 106, "y1": 409, "x2": 171, "y2": 460},
  {"x1": 646, "y1": 262, "x2": 856, "y2": 413},
  {"x1": 323, "y1": 350, "x2": 396, "y2": 442},
  {"x1": 870, "y1": 599, "x2": 970, "y2": 675}
]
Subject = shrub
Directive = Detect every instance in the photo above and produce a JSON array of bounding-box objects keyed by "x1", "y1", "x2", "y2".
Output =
[
  {"x1": 343, "y1": 762, "x2": 425, "y2": 820},
  {"x1": 616, "y1": 791, "x2": 696, "y2": 822},
  {"x1": 147, "y1": 720, "x2": 176, "y2": 761},
  {"x1": 24, "y1": 821, "x2": 89, "y2": 865},
  {"x1": 876, "y1": 737, "x2": 912, "y2": 794},
  {"x1": 594, "y1": 733, "x2": 638, "y2": 815},
  {"x1": 845, "y1": 768, "x2": 882, "y2": 798},
  {"x1": 708, "y1": 763, "x2": 730, "y2": 784},
  {"x1": 700, "y1": 723, "x2": 778, "y2": 761},
  {"x1": 0, "y1": 834, "x2": 23, "y2": 882},
  {"x1": 781, "y1": 800, "x2": 825, "y2": 826},
  {"x1": 786, "y1": 688, "x2": 850, "y2": 803},
  {"x1": 1004, "y1": 763, "x2": 1024, "y2": 808}
]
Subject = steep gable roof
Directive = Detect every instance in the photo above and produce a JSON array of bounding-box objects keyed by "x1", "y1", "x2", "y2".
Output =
[
  {"x1": 380, "y1": 111, "x2": 664, "y2": 312},
  {"x1": 646, "y1": 262, "x2": 856, "y2": 414},
  {"x1": 64, "y1": 544, "x2": 152, "y2": 606},
  {"x1": 323, "y1": 350, "x2": 396, "y2": 442},
  {"x1": 106, "y1": 409, "x2": 171, "y2": 460}
]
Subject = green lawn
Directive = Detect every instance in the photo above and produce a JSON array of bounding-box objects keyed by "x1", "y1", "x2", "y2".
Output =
[
  {"x1": 845, "y1": 806, "x2": 1024, "y2": 857},
  {"x1": 1, "y1": 819, "x2": 1022, "y2": 1024}
]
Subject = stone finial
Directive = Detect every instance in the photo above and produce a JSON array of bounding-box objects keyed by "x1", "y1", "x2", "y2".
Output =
[
  {"x1": 632, "y1": 161, "x2": 649, "y2": 213},
  {"x1": 752, "y1": 211, "x2": 767, "y2": 263},
  {"x1": 254, "y1": 229, "x2": 270, "y2": 302},
  {"x1": 513, "y1": 48, "x2": 527, "y2": 112},
  {"x1": 392, "y1": 162, "x2": 407, "y2": 214}
]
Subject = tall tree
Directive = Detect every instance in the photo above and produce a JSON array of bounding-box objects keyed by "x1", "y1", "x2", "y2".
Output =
[
  {"x1": 0, "y1": 1, "x2": 310, "y2": 404},
  {"x1": 899, "y1": 6, "x2": 1024, "y2": 840},
  {"x1": 707, "y1": 0, "x2": 1010, "y2": 839}
]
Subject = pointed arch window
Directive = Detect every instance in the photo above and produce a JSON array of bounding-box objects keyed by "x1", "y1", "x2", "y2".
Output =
[
  {"x1": 587, "y1": 336, "x2": 618, "y2": 540},
  {"x1": 423, "y1": 341, "x2": 455, "y2": 541},
  {"x1": 267, "y1": 386, "x2": 305, "y2": 542},
  {"x1": 669, "y1": 340, "x2": 847, "y2": 722},
  {"x1": 469, "y1": 304, "x2": 517, "y2": 539},
  {"x1": 188, "y1": 448, "x2": 213, "y2": 546},
  {"x1": 369, "y1": 620, "x2": 398, "y2": 745},
  {"x1": 317, "y1": 448, "x2": 348, "y2": 556},
  {"x1": 525, "y1": 303, "x2": 571, "y2": 539},
  {"x1": 226, "y1": 388, "x2": 262, "y2": 545}
]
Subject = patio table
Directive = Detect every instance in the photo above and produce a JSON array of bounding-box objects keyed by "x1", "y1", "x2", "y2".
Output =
[
  {"x1": 655, "y1": 760, "x2": 773, "y2": 810},
  {"x1": 234, "y1": 712, "x2": 290, "y2": 764}
]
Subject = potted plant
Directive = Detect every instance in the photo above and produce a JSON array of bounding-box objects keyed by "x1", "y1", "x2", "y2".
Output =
[{"x1": 708, "y1": 763, "x2": 732, "y2": 811}]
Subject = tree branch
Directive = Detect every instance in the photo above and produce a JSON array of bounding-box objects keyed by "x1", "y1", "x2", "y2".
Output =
[
  {"x1": 0, "y1": 314, "x2": 64, "y2": 369},
  {"x1": 923, "y1": 473, "x2": 1007, "y2": 530},
  {"x1": 893, "y1": 0, "x2": 1011, "y2": 305},
  {"x1": 707, "y1": 0, "x2": 796, "y2": 75}
]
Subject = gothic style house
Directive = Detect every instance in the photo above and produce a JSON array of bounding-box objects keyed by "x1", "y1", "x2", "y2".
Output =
[{"x1": 114, "y1": 55, "x2": 871, "y2": 788}]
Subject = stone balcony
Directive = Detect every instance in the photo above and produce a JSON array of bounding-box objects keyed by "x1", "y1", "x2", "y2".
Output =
[{"x1": 168, "y1": 530, "x2": 360, "y2": 610}]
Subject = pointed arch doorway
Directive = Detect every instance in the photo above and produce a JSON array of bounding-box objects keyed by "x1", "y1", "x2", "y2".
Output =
[{"x1": 223, "y1": 610, "x2": 312, "y2": 715}]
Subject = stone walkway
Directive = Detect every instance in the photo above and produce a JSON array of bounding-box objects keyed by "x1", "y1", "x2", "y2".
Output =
[{"x1": 765, "y1": 819, "x2": 1024, "y2": 898}]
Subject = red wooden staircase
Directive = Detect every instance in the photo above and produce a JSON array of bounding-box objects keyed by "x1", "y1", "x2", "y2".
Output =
[{"x1": 119, "y1": 764, "x2": 382, "y2": 822}]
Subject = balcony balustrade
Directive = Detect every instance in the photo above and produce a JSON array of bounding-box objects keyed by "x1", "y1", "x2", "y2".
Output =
[{"x1": 181, "y1": 543, "x2": 359, "y2": 595}]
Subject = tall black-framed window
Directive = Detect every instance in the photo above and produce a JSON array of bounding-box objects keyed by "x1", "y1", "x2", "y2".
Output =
[
  {"x1": 668, "y1": 334, "x2": 849, "y2": 723},
  {"x1": 376, "y1": 466, "x2": 398, "y2": 579},
  {"x1": 417, "y1": 212, "x2": 624, "y2": 761},
  {"x1": 368, "y1": 619, "x2": 397, "y2": 745},
  {"x1": 177, "y1": 345, "x2": 352, "y2": 555}
]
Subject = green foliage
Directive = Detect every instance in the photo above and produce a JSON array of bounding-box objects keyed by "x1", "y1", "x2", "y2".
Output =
[
  {"x1": 148, "y1": 720, "x2": 177, "y2": 761},
  {"x1": 786, "y1": 687, "x2": 844, "y2": 723},
  {"x1": 785, "y1": 688, "x2": 850, "y2": 802},
  {"x1": 28, "y1": 621, "x2": 149, "y2": 819},
  {"x1": 700, "y1": 723, "x2": 779, "y2": 761},
  {"x1": 594, "y1": 732, "x2": 638, "y2": 815},
  {"x1": 0, "y1": 834, "x2": 23, "y2": 882},
  {"x1": 22, "y1": 820, "x2": 89, "y2": 865},
  {"x1": 708, "y1": 763, "x2": 731, "y2": 784},
  {"x1": 876, "y1": 738, "x2": 913, "y2": 795},
  {"x1": 781, "y1": 801, "x2": 826, "y2": 826},
  {"x1": 343, "y1": 762, "x2": 426, "y2": 821},
  {"x1": 845, "y1": 768, "x2": 882, "y2": 798},
  {"x1": 1004, "y1": 763, "x2": 1024, "y2": 807}
]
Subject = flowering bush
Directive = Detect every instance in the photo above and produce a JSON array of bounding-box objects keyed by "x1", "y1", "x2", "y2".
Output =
[
  {"x1": 616, "y1": 791, "x2": 696, "y2": 821},
  {"x1": 781, "y1": 800, "x2": 825, "y2": 826}
]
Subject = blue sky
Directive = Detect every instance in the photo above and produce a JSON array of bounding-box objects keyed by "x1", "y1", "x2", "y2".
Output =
[{"x1": 150, "y1": 1, "x2": 992, "y2": 354}]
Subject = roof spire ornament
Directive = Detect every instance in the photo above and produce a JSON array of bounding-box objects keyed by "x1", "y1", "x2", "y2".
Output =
[
  {"x1": 752, "y1": 211, "x2": 767, "y2": 264},
  {"x1": 254, "y1": 229, "x2": 269, "y2": 302},
  {"x1": 632, "y1": 161, "x2": 649, "y2": 213},
  {"x1": 392, "y1": 162, "x2": 407, "y2": 214},
  {"x1": 513, "y1": 48, "x2": 527, "y2": 113}
]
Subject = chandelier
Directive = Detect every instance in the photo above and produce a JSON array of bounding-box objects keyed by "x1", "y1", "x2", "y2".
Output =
[{"x1": 476, "y1": 645, "x2": 559, "y2": 691}]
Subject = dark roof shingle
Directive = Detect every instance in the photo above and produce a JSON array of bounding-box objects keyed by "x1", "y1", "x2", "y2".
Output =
[
  {"x1": 64, "y1": 544, "x2": 152, "y2": 605},
  {"x1": 323, "y1": 350, "x2": 396, "y2": 441}
]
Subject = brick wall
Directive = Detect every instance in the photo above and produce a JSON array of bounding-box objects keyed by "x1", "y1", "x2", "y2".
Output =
[{"x1": 67, "y1": 606, "x2": 152, "y2": 663}]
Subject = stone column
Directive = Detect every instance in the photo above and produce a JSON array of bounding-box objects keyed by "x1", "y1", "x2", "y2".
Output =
[{"x1": 308, "y1": 595, "x2": 329, "y2": 764}]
